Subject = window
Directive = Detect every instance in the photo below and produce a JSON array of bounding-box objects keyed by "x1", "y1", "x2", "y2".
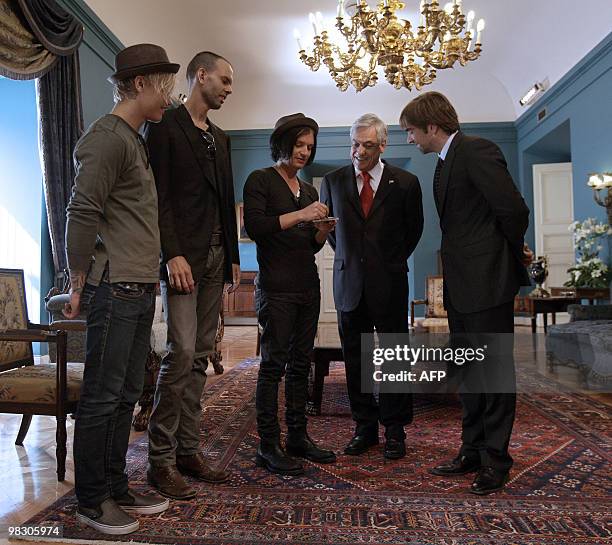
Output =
[{"x1": 0, "y1": 77, "x2": 43, "y2": 324}]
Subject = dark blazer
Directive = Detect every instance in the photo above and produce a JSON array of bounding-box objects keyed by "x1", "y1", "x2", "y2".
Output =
[
  {"x1": 320, "y1": 163, "x2": 424, "y2": 313},
  {"x1": 437, "y1": 131, "x2": 530, "y2": 314},
  {"x1": 144, "y1": 105, "x2": 239, "y2": 282}
]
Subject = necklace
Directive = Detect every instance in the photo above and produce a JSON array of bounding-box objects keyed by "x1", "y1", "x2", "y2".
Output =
[{"x1": 274, "y1": 165, "x2": 300, "y2": 198}]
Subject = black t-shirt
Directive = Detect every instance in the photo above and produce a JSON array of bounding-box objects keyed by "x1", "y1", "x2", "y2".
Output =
[{"x1": 243, "y1": 167, "x2": 323, "y2": 292}]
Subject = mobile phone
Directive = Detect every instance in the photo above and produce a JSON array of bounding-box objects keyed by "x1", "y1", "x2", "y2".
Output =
[{"x1": 312, "y1": 217, "x2": 339, "y2": 223}]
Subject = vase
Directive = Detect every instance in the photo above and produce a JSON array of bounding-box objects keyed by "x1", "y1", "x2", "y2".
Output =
[{"x1": 529, "y1": 256, "x2": 550, "y2": 297}]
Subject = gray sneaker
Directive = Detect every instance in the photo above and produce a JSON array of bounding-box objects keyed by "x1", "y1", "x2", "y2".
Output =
[
  {"x1": 115, "y1": 489, "x2": 170, "y2": 514},
  {"x1": 76, "y1": 498, "x2": 139, "y2": 535}
]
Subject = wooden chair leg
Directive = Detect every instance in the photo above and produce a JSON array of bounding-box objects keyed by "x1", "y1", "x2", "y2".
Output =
[
  {"x1": 15, "y1": 414, "x2": 33, "y2": 445},
  {"x1": 56, "y1": 416, "x2": 67, "y2": 482},
  {"x1": 256, "y1": 326, "x2": 261, "y2": 356}
]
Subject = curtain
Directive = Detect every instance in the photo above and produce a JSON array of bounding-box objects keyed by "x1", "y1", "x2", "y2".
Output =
[
  {"x1": 0, "y1": 0, "x2": 56, "y2": 79},
  {"x1": 0, "y1": 0, "x2": 84, "y2": 274},
  {"x1": 37, "y1": 52, "x2": 83, "y2": 273}
]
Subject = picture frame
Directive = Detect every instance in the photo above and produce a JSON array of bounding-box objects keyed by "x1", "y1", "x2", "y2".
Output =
[{"x1": 236, "y1": 202, "x2": 252, "y2": 242}]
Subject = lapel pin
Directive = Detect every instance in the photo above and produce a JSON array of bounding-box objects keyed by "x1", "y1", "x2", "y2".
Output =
[{"x1": 389, "y1": 179, "x2": 395, "y2": 184}]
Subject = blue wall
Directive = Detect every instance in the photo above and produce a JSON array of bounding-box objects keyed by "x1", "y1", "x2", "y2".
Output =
[
  {"x1": 58, "y1": 0, "x2": 122, "y2": 126},
  {"x1": 228, "y1": 122, "x2": 518, "y2": 306},
  {"x1": 516, "y1": 32, "x2": 612, "y2": 262}
]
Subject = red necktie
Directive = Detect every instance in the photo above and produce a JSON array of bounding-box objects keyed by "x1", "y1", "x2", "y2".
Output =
[{"x1": 360, "y1": 171, "x2": 374, "y2": 217}]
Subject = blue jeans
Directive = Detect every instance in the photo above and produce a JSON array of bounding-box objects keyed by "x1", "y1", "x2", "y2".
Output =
[{"x1": 74, "y1": 281, "x2": 155, "y2": 508}]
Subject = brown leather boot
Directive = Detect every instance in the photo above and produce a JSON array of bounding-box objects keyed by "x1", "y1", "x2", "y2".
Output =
[
  {"x1": 146, "y1": 464, "x2": 196, "y2": 500},
  {"x1": 176, "y1": 452, "x2": 231, "y2": 483}
]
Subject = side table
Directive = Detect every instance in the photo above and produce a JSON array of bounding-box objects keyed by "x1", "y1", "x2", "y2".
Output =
[{"x1": 515, "y1": 295, "x2": 580, "y2": 333}]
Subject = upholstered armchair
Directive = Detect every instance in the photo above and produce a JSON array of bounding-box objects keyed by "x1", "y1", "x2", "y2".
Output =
[
  {"x1": 0, "y1": 268, "x2": 85, "y2": 481},
  {"x1": 410, "y1": 275, "x2": 448, "y2": 329}
]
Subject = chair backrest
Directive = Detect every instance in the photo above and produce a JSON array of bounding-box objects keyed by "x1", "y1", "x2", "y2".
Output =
[
  {"x1": 0, "y1": 268, "x2": 33, "y2": 372},
  {"x1": 425, "y1": 275, "x2": 447, "y2": 319}
]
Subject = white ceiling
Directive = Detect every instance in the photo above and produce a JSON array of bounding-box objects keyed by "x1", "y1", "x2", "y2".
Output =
[{"x1": 85, "y1": 0, "x2": 612, "y2": 130}]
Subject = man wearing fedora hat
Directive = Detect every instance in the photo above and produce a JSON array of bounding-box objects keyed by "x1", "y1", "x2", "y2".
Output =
[
  {"x1": 320, "y1": 113, "x2": 423, "y2": 460},
  {"x1": 145, "y1": 51, "x2": 240, "y2": 499},
  {"x1": 64, "y1": 44, "x2": 178, "y2": 535}
]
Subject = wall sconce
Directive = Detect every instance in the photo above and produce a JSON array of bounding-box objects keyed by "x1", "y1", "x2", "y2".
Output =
[
  {"x1": 587, "y1": 172, "x2": 612, "y2": 224},
  {"x1": 519, "y1": 79, "x2": 549, "y2": 106}
]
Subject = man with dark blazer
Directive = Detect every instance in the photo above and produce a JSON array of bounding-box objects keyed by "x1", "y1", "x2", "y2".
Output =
[
  {"x1": 145, "y1": 51, "x2": 240, "y2": 499},
  {"x1": 320, "y1": 113, "x2": 423, "y2": 460},
  {"x1": 400, "y1": 91, "x2": 532, "y2": 495}
]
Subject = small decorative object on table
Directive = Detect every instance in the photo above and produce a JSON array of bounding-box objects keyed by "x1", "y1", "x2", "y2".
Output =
[
  {"x1": 529, "y1": 255, "x2": 550, "y2": 297},
  {"x1": 565, "y1": 217, "x2": 611, "y2": 289}
]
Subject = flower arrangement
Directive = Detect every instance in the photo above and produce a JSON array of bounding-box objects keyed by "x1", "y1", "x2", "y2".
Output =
[{"x1": 565, "y1": 218, "x2": 611, "y2": 288}]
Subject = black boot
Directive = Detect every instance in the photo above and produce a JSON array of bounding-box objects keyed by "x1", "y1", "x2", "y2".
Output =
[
  {"x1": 255, "y1": 441, "x2": 304, "y2": 475},
  {"x1": 286, "y1": 433, "x2": 337, "y2": 464}
]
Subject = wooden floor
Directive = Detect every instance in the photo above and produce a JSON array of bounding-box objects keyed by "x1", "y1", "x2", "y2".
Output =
[
  {"x1": 0, "y1": 325, "x2": 258, "y2": 531},
  {"x1": 0, "y1": 324, "x2": 608, "y2": 542}
]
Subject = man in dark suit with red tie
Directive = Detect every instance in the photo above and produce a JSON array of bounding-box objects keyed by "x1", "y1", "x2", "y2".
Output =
[
  {"x1": 400, "y1": 92, "x2": 532, "y2": 495},
  {"x1": 320, "y1": 113, "x2": 423, "y2": 460}
]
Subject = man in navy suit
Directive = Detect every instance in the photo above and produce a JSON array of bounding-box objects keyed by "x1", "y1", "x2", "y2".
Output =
[
  {"x1": 400, "y1": 92, "x2": 531, "y2": 495},
  {"x1": 320, "y1": 113, "x2": 423, "y2": 460}
]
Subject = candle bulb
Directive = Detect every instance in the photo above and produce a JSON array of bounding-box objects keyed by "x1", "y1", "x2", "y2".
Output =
[
  {"x1": 315, "y1": 11, "x2": 324, "y2": 33},
  {"x1": 293, "y1": 28, "x2": 303, "y2": 50},
  {"x1": 466, "y1": 10, "x2": 475, "y2": 33},
  {"x1": 310, "y1": 12, "x2": 319, "y2": 35},
  {"x1": 476, "y1": 18, "x2": 485, "y2": 43}
]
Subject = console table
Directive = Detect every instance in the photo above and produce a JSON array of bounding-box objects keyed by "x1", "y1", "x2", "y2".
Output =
[{"x1": 515, "y1": 295, "x2": 580, "y2": 333}]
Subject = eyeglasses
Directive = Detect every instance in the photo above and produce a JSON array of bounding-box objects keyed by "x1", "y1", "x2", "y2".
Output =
[{"x1": 200, "y1": 130, "x2": 216, "y2": 160}]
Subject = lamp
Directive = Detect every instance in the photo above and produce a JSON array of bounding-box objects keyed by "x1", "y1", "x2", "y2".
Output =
[
  {"x1": 294, "y1": 0, "x2": 485, "y2": 92},
  {"x1": 587, "y1": 172, "x2": 612, "y2": 224},
  {"x1": 519, "y1": 80, "x2": 548, "y2": 107}
]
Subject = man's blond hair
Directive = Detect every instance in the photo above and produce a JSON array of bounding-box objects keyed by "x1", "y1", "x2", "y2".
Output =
[{"x1": 113, "y1": 72, "x2": 176, "y2": 103}]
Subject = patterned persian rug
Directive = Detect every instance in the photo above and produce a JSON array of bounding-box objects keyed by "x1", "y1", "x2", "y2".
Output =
[{"x1": 25, "y1": 359, "x2": 611, "y2": 545}]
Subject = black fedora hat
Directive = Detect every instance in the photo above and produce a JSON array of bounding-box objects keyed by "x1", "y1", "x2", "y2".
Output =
[
  {"x1": 270, "y1": 113, "x2": 318, "y2": 142},
  {"x1": 109, "y1": 43, "x2": 180, "y2": 84}
]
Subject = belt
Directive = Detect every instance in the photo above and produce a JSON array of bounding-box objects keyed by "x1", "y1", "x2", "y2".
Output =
[
  {"x1": 113, "y1": 281, "x2": 156, "y2": 292},
  {"x1": 210, "y1": 233, "x2": 223, "y2": 246}
]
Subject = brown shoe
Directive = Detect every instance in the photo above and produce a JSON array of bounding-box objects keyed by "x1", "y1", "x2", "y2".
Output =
[
  {"x1": 146, "y1": 464, "x2": 196, "y2": 500},
  {"x1": 176, "y1": 452, "x2": 230, "y2": 483}
]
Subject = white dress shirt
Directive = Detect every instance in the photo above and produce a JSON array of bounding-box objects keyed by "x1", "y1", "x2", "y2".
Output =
[{"x1": 354, "y1": 159, "x2": 384, "y2": 195}]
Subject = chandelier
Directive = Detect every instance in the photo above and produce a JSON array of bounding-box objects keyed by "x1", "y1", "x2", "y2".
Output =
[{"x1": 293, "y1": 0, "x2": 485, "y2": 92}]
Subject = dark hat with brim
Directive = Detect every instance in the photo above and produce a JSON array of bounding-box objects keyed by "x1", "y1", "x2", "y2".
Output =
[
  {"x1": 270, "y1": 113, "x2": 319, "y2": 142},
  {"x1": 108, "y1": 43, "x2": 180, "y2": 84}
]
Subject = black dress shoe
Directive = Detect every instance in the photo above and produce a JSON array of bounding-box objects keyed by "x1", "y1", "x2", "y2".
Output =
[
  {"x1": 255, "y1": 442, "x2": 304, "y2": 475},
  {"x1": 470, "y1": 466, "x2": 509, "y2": 495},
  {"x1": 344, "y1": 434, "x2": 379, "y2": 455},
  {"x1": 429, "y1": 455, "x2": 481, "y2": 476},
  {"x1": 286, "y1": 434, "x2": 336, "y2": 464},
  {"x1": 383, "y1": 438, "x2": 406, "y2": 460}
]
